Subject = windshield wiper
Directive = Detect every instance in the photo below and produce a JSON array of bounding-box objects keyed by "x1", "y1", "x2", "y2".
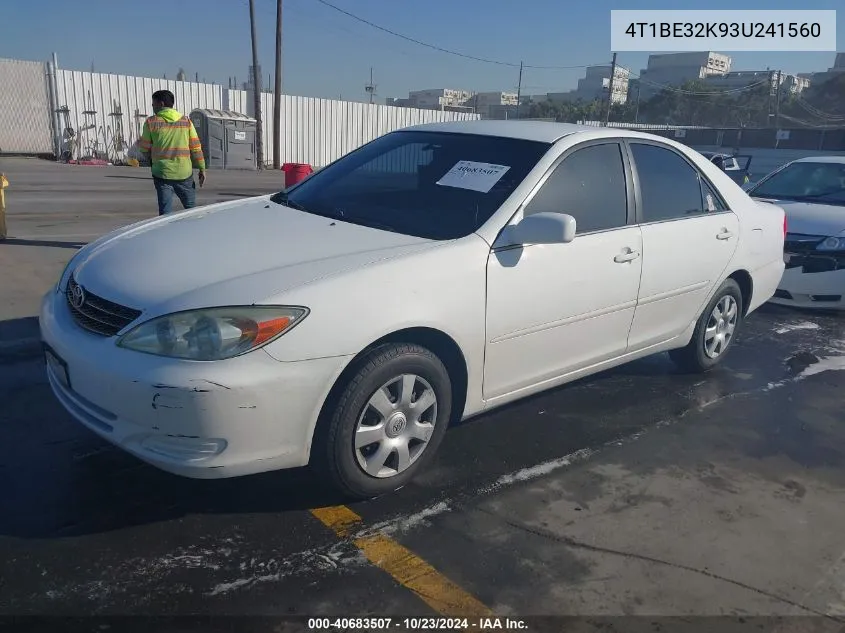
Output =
[
  {"x1": 339, "y1": 216, "x2": 399, "y2": 233},
  {"x1": 269, "y1": 191, "x2": 309, "y2": 211}
]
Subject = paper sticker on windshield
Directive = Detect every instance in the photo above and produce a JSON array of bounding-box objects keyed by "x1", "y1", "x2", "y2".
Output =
[
  {"x1": 436, "y1": 161, "x2": 510, "y2": 193},
  {"x1": 705, "y1": 193, "x2": 717, "y2": 212}
]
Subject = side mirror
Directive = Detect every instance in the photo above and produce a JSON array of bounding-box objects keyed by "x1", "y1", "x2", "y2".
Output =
[{"x1": 508, "y1": 212, "x2": 577, "y2": 245}]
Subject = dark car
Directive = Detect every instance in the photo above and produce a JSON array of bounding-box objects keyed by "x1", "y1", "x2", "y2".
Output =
[{"x1": 700, "y1": 152, "x2": 752, "y2": 186}]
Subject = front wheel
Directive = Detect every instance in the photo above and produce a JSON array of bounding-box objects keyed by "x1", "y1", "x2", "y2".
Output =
[
  {"x1": 316, "y1": 343, "x2": 452, "y2": 499},
  {"x1": 669, "y1": 279, "x2": 743, "y2": 373}
]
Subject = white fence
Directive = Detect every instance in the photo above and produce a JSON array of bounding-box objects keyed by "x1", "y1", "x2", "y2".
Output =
[
  {"x1": 232, "y1": 90, "x2": 481, "y2": 168},
  {"x1": 0, "y1": 57, "x2": 480, "y2": 166},
  {"x1": 0, "y1": 58, "x2": 53, "y2": 154}
]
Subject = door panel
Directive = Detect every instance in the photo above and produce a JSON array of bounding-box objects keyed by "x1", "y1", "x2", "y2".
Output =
[
  {"x1": 625, "y1": 141, "x2": 740, "y2": 350},
  {"x1": 629, "y1": 213, "x2": 739, "y2": 349},
  {"x1": 484, "y1": 227, "x2": 643, "y2": 399}
]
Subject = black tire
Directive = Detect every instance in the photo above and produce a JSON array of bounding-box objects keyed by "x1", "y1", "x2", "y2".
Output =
[
  {"x1": 314, "y1": 343, "x2": 452, "y2": 499},
  {"x1": 669, "y1": 278, "x2": 744, "y2": 374}
]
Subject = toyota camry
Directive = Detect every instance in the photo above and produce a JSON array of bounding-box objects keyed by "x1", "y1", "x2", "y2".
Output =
[{"x1": 41, "y1": 121, "x2": 786, "y2": 498}]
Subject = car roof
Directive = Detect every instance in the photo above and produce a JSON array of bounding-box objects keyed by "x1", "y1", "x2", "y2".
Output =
[
  {"x1": 402, "y1": 120, "x2": 669, "y2": 144},
  {"x1": 792, "y1": 156, "x2": 845, "y2": 164}
]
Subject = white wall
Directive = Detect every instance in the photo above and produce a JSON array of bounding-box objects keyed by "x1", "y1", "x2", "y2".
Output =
[
  {"x1": 0, "y1": 58, "x2": 480, "y2": 166},
  {"x1": 227, "y1": 88, "x2": 479, "y2": 167}
]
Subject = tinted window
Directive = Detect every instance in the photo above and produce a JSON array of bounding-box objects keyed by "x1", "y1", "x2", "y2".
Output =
[
  {"x1": 631, "y1": 143, "x2": 704, "y2": 222},
  {"x1": 524, "y1": 143, "x2": 628, "y2": 234},
  {"x1": 749, "y1": 161, "x2": 845, "y2": 207},
  {"x1": 273, "y1": 131, "x2": 551, "y2": 240}
]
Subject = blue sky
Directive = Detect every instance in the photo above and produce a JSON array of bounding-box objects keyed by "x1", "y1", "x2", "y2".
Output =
[{"x1": 3, "y1": 0, "x2": 842, "y2": 102}]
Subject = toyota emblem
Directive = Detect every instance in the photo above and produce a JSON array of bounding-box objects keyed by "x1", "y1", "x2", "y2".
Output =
[{"x1": 70, "y1": 283, "x2": 86, "y2": 309}]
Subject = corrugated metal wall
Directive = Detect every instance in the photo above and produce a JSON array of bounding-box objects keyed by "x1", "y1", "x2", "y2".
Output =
[
  {"x1": 0, "y1": 57, "x2": 479, "y2": 165},
  {"x1": 54, "y1": 69, "x2": 223, "y2": 163},
  {"x1": 0, "y1": 58, "x2": 52, "y2": 154},
  {"x1": 227, "y1": 89, "x2": 479, "y2": 167}
]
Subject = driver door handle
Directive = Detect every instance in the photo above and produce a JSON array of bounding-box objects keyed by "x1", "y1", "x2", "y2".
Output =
[
  {"x1": 614, "y1": 249, "x2": 641, "y2": 263},
  {"x1": 716, "y1": 228, "x2": 734, "y2": 240}
]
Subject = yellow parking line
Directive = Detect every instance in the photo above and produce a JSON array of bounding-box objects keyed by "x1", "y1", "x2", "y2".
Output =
[{"x1": 311, "y1": 505, "x2": 493, "y2": 617}]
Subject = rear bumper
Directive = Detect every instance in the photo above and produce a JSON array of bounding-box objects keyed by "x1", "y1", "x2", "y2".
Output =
[{"x1": 747, "y1": 258, "x2": 786, "y2": 314}]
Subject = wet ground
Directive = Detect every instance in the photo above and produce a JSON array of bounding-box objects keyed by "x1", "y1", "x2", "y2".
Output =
[{"x1": 1, "y1": 159, "x2": 845, "y2": 628}]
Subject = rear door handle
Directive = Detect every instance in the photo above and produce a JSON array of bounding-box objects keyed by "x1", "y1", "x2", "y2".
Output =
[
  {"x1": 614, "y1": 249, "x2": 641, "y2": 263},
  {"x1": 717, "y1": 229, "x2": 734, "y2": 240}
]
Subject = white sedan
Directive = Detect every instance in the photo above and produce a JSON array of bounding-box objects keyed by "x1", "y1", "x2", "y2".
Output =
[
  {"x1": 40, "y1": 121, "x2": 786, "y2": 498},
  {"x1": 747, "y1": 156, "x2": 845, "y2": 310}
]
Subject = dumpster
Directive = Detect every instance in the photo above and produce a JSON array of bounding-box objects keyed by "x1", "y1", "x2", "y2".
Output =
[
  {"x1": 189, "y1": 109, "x2": 257, "y2": 170},
  {"x1": 282, "y1": 163, "x2": 313, "y2": 188}
]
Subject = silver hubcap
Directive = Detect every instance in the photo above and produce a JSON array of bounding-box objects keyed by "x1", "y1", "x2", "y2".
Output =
[
  {"x1": 704, "y1": 295, "x2": 738, "y2": 359},
  {"x1": 354, "y1": 374, "x2": 438, "y2": 479}
]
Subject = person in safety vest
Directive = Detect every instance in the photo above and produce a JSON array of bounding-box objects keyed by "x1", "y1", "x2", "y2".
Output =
[{"x1": 139, "y1": 90, "x2": 207, "y2": 216}]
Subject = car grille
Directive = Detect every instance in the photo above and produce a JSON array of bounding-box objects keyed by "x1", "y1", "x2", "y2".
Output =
[{"x1": 66, "y1": 276, "x2": 142, "y2": 337}]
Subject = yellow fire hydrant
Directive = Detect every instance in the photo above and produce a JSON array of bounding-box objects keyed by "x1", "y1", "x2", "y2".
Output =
[{"x1": 0, "y1": 173, "x2": 8, "y2": 239}]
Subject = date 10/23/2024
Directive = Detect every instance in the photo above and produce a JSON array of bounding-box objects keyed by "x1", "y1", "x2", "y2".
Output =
[{"x1": 307, "y1": 617, "x2": 529, "y2": 631}]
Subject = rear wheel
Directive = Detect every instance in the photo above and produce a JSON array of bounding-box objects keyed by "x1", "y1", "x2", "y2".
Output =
[
  {"x1": 669, "y1": 279, "x2": 743, "y2": 373},
  {"x1": 316, "y1": 343, "x2": 452, "y2": 499}
]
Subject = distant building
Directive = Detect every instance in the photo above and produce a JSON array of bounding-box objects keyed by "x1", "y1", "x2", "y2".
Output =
[
  {"x1": 703, "y1": 70, "x2": 809, "y2": 94},
  {"x1": 407, "y1": 88, "x2": 474, "y2": 110},
  {"x1": 781, "y1": 73, "x2": 811, "y2": 94},
  {"x1": 636, "y1": 52, "x2": 731, "y2": 99},
  {"x1": 468, "y1": 91, "x2": 518, "y2": 117},
  {"x1": 546, "y1": 65, "x2": 630, "y2": 105},
  {"x1": 802, "y1": 52, "x2": 845, "y2": 86}
]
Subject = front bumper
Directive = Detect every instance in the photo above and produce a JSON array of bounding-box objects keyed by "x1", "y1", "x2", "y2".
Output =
[
  {"x1": 769, "y1": 258, "x2": 845, "y2": 310},
  {"x1": 40, "y1": 289, "x2": 351, "y2": 478}
]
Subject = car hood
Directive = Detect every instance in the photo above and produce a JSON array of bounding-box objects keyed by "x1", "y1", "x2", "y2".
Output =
[
  {"x1": 71, "y1": 196, "x2": 437, "y2": 313},
  {"x1": 752, "y1": 198, "x2": 845, "y2": 237}
]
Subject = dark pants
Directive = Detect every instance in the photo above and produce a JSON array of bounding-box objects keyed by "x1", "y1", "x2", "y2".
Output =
[{"x1": 153, "y1": 176, "x2": 197, "y2": 216}]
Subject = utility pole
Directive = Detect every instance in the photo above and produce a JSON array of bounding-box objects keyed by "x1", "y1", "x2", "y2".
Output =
[
  {"x1": 634, "y1": 82, "x2": 641, "y2": 124},
  {"x1": 248, "y1": 0, "x2": 264, "y2": 169},
  {"x1": 775, "y1": 69, "x2": 782, "y2": 130},
  {"x1": 273, "y1": 0, "x2": 283, "y2": 170},
  {"x1": 515, "y1": 61, "x2": 524, "y2": 120},
  {"x1": 604, "y1": 52, "x2": 617, "y2": 127},
  {"x1": 635, "y1": 82, "x2": 642, "y2": 124}
]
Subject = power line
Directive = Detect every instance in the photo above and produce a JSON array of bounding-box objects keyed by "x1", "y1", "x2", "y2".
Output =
[
  {"x1": 623, "y1": 70, "x2": 771, "y2": 96},
  {"x1": 794, "y1": 96, "x2": 845, "y2": 120},
  {"x1": 311, "y1": 0, "x2": 604, "y2": 70}
]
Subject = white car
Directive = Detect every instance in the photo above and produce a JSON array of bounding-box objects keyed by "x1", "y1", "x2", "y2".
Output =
[
  {"x1": 747, "y1": 156, "x2": 845, "y2": 310},
  {"x1": 40, "y1": 121, "x2": 786, "y2": 498}
]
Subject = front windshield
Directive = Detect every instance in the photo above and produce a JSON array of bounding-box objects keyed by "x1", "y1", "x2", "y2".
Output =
[
  {"x1": 271, "y1": 131, "x2": 551, "y2": 240},
  {"x1": 749, "y1": 162, "x2": 845, "y2": 207}
]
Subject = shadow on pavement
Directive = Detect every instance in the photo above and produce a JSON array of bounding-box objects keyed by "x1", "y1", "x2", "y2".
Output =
[
  {"x1": 0, "y1": 238, "x2": 86, "y2": 249},
  {"x1": 1, "y1": 304, "x2": 841, "y2": 541},
  {"x1": 0, "y1": 315, "x2": 40, "y2": 343}
]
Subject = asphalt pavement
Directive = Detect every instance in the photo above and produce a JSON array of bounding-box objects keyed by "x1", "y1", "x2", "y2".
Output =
[{"x1": 1, "y1": 159, "x2": 845, "y2": 629}]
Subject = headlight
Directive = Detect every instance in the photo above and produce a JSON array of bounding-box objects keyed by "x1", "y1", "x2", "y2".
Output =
[
  {"x1": 117, "y1": 306, "x2": 308, "y2": 360},
  {"x1": 816, "y1": 236, "x2": 845, "y2": 251}
]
